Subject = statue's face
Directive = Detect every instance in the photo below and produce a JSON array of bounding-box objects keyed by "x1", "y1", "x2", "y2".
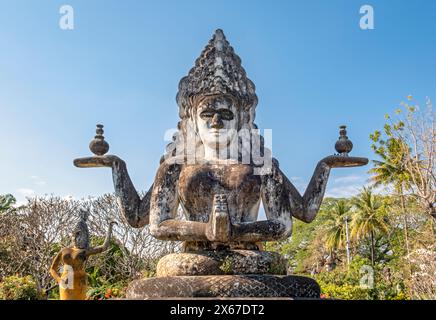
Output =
[
  {"x1": 195, "y1": 96, "x2": 239, "y2": 150},
  {"x1": 72, "y1": 230, "x2": 89, "y2": 249}
]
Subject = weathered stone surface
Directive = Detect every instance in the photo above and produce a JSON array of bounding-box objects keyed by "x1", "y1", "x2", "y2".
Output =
[
  {"x1": 74, "y1": 29, "x2": 368, "y2": 300},
  {"x1": 126, "y1": 275, "x2": 320, "y2": 299},
  {"x1": 156, "y1": 250, "x2": 287, "y2": 276},
  {"x1": 73, "y1": 28, "x2": 368, "y2": 246}
]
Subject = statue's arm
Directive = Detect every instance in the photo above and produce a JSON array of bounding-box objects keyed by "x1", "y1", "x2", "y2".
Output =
[
  {"x1": 149, "y1": 162, "x2": 208, "y2": 241},
  {"x1": 49, "y1": 251, "x2": 62, "y2": 283},
  {"x1": 111, "y1": 157, "x2": 151, "y2": 228},
  {"x1": 231, "y1": 160, "x2": 293, "y2": 242},
  {"x1": 272, "y1": 158, "x2": 332, "y2": 223},
  {"x1": 74, "y1": 155, "x2": 151, "y2": 227},
  {"x1": 86, "y1": 221, "x2": 117, "y2": 256},
  {"x1": 260, "y1": 156, "x2": 367, "y2": 224}
]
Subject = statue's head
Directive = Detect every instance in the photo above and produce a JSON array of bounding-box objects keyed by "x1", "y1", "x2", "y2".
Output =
[
  {"x1": 166, "y1": 29, "x2": 263, "y2": 163},
  {"x1": 72, "y1": 209, "x2": 90, "y2": 249},
  {"x1": 194, "y1": 94, "x2": 239, "y2": 149}
]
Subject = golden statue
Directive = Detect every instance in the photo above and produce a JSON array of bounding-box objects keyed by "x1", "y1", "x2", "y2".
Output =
[{"x1": 49, "y1": 210, "x2": 116, "y2": 300}]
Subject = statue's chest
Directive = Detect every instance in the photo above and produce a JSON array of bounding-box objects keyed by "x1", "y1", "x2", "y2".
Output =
[
  {"x1": 62, "y1": 249, "x2": 86, "y2": 267},
  {"x1": 178, "y1": 164, "x2": 261, "y2": 218}
]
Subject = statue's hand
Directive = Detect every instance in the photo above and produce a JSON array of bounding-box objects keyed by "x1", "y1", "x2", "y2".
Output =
[
  {"x1": 206, "y1": 194, "x2": 231, "y2": 242},
  {"x1": 320, "y1": 155, "x2": 368, "y2": 168},
  {"x1": 73, "y1": 155, "x2": 125, "y2": 169}
]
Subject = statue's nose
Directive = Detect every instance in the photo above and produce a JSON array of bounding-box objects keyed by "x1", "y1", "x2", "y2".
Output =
[{"x1": 210, "y1": 113, "x2": 224, "y2": 129}]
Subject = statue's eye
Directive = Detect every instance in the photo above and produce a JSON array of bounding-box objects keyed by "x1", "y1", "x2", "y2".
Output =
[
  {"x1": 220, "y1": 110, "x2": 234, "y2": 120},
  {"x1": 200, "y1": 110, "x2": 215, "y2": 118}
]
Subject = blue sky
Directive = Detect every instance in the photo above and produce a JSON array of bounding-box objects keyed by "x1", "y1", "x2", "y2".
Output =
[{"x1": 1, "y1": 0, "x2": 435, "y2": 205}]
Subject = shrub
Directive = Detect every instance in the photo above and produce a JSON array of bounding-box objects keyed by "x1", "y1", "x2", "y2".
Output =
[
  {"x1": 87, "y1": 282, "x2": 127, "y2": 300},
  {"x1": 0, "y1": 275, "x2": 41, "y2": 300},
  {"x1": 318, "y1": 282, "x2": 370, "y2": 300}
]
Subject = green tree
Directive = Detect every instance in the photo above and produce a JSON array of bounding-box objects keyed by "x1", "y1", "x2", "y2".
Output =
[
  {"x1": 0, "y1": 194, "x2": 16, "y2": 213},
  {"x1": 369, "y1": 136, "x2": 412, "y2": 257},
  {"x1": 351, "y1": 188, "x2": 389, "y2": 266},
  {"x1": 323, "y1": 200, "x2": 351, "y2": 266},
  {"x1": 371, "y1": 97, "x2": 435, "y2": 221}
]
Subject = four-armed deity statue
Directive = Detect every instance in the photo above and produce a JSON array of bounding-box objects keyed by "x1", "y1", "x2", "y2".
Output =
[
  {"x1": 74, "y1": 29, "x2": 367, "y2": 298},
  {"x1": 50, "y1": 210, "x2": 116, "y2": 300}
]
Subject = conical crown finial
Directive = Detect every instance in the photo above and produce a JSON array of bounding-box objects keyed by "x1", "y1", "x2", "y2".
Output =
[
  {"x1": 176, "y1": 29, "x2": 258, "y2": 119},
  {"x1": 214, "y1": 28, "x2": 225, "y2": 39}
]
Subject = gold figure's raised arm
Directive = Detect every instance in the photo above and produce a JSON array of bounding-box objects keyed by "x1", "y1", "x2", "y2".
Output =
[{"x1": 86, "y1": 220, "x2": 117, "y2": 256}]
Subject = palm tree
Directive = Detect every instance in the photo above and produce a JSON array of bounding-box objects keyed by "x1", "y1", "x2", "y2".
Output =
[
  {"x1": 323, "y1": 199, "x2": 352, "y2": 268},
  {"x1": 351, "y1": 187, "x2": 389, "y2": 266},
  {"x1": 323, "y1": 199, "x2": 350, "y2": 270},
  {"x1": 369, "y1": 137, "x2": 411, "y2": 257}
]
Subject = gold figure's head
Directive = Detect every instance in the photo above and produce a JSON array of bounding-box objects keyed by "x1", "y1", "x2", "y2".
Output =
[{"x1": 72, "y1": 209, "x2": 90, "y2": 249}]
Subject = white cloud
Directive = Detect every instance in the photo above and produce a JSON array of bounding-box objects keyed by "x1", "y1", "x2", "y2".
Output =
[
  {"x1": 326, "y1": 180, "x2": 390, "y2": 198},
  {"x1": 16, "y1": 188, "x2": 35, "y2": 197},
  {"x1": 333, "y1": 175, "x2": 366, "y2": 184},
  {"x1": 13, "y1": 200, "x2": 28, "y2": 207},
  {"x1": 290, "y1": 176, "x2": 302, "y2": 181},
  {"x1": 30, "y1": 175, "x2": 47, "y2": 186},
  {"x1": 326, "y1": 185, "x2": 361, "y2": 198},
  {"x1": 62, "y1": 195, "x2": 76, "y2": 201}
]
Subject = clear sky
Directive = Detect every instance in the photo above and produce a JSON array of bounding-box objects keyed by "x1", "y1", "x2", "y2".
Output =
[{"x1": 1, "y1": 0, "x2": 435, "y2": 206}]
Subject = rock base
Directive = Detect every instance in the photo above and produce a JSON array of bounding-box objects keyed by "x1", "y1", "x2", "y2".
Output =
[
  {"x1": 126, "y1": 275, "x2": 320, "y2": 299},
  {"x1": 157, "y1": 250, "x2": 287, "y2": 276}
]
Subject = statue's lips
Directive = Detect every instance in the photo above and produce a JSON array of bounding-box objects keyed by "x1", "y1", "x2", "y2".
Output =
[{"x1": 209, "y1": 129, "x2": 225, "y2": 136}]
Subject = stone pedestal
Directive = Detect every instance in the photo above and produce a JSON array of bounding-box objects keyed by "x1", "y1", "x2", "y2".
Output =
[
  {"x1": 126, "y1": 250, "x2": 321, "y2": 299},
  {"x1": 126, "y1": 275, "x2": 320, "y2": 299},
  {"x1": 156, "y1": 250, "x2": 287, "y2": 276}
]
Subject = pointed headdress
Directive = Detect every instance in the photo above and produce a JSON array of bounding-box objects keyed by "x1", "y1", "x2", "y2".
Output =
[{"x1": 176, "y1": 29, "x2": 258, "y2": 120}]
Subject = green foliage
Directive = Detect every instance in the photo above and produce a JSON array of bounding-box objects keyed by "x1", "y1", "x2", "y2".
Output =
[
  {"x1": 87, "y1": 281, "x2": 127, "y2": 300},
  {"x1": 315, "y1": 255, "x2": 408, "y2": 300},
  {"x1": 323, "y1": 199, "x2": 351, "y2": 253},
  {"x1": 219, "y1": 257, "x2": 234, "y2": 275},
  {"x1": 265, "y1": 200, "x2": 336, "y2": 273},
  {"x1": 315, "y1": 256, "x2": 373, "y2": 300},
  {"x1": 0, "y1": 275, "x2": 41, "y2": 300},
  {"x1": 84, "y1": 236, "x2": 158, "y2": 299},
  {"x1": 86, "y1": 237, "x2": 128, "y2": 286},
  {"x1": 0, "y1": 194, "x2": 16, "y2": 213},
  {"x1": 319, "y1": 283, "x2": 370, "y2": 300}
]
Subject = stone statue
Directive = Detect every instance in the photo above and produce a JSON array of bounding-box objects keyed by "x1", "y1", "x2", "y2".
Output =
[
  {"x1": 74, "y1": 29, "x2": 367, "y2": 298},
  {"x1": 49, "y1": 210, "x2": 116, "y2": 300}
]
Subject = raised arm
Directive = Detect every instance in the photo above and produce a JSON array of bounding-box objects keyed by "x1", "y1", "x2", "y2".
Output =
[
  {"x1": 269, "y1": 156, "x2": 368, "y2": 223},
  {"x1": 149, "y1": 162, "x2": 208, "y2": 241},
  {"x1": 74, "y1": 155, "x2": 151, "y2": 228},
  {"x1": 86, "y1": 220, "x2": 117, "y2": 256},
  {"x1": 111, "y1": 158, "x2": 151, "y2": 227}
]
